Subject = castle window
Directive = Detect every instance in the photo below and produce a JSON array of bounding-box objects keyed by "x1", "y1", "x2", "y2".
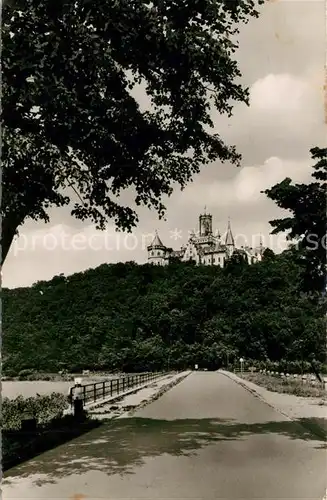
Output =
[{"x1": 151, "y1": 251, "x2": 154, "y2": 256}]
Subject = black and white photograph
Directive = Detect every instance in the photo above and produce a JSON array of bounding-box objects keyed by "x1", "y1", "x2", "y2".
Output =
[{"x1": 1, "y1": 0, "x2": 326, "y2": 498}]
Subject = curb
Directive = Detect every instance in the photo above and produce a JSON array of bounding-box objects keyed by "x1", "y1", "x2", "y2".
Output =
[
  {"x1": 86, "y1": 373, "x2": 173, "y2": 412},
  {"x1": 219, "y1": 371, "x2": 327, "y2": 441},
  {"x1": 118, "y1": 371, "x2": 191, "y2": 418},
  {"x1": 89, "y1": 371, "x2": 191, "y2": 421}
]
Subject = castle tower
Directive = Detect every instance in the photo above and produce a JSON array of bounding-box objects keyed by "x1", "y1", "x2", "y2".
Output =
[
  {"x1": 147, "y1": 231, "x2": 167, "y2": 266},
  {"x1": 199, "y1": 207, "x2": 213, "y2": 236},
  {"x1": 257, "y1": 234, "x2": 264, "y2": 261},
  {"x1": 225, "y1": 218, "x2": 235, "y2": 257}
]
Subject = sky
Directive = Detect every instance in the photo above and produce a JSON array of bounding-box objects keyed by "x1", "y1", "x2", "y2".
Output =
[{"x1": 3, "y1": 0, "x2": 326, "y2": 289}]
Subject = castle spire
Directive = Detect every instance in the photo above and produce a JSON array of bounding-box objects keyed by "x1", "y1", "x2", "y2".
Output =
[
  {"x1": 259, "y1": 233, "x2": 263, "y2": 254},
  {"x1": 225, "y1": 217, "x2": 234, "y2": 246},
  {"x1": 149, "y1": 230, "x2": 164, "y2": 248}
]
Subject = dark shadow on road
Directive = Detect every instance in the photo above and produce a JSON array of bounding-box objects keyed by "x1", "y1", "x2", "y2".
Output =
[{"x1": 4, "y1": 416, "x2": 326, "y2": 487}]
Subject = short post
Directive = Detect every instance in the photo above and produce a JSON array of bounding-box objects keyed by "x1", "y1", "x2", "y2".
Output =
[
  {"x1": 21, "y1": 414, "x2": 37, "y2": 432},
  {"x1": 73, "y1": 378, "x2": 85, "y2": 421},
  {"x1": 240, "y1": 357, "x2": 244, "y2": 375},
  {"x1": 74, "y1": 398, "x2": 84, "y2": 420}
]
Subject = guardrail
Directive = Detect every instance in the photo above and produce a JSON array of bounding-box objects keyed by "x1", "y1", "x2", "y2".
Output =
[{"x1": 69, "y1": 372, "x2": 165, "y2": 407}]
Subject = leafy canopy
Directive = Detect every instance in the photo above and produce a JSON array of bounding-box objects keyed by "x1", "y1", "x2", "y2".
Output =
[
  {"x1": 264, "y1": 147, "x2": 327, "y2": 293},
  {"x1": 1, "y1": 0, "x2": 264, "y2": 263},
  {"x1": 3, "y1": 253, "x2": 326, "y2": 375}
]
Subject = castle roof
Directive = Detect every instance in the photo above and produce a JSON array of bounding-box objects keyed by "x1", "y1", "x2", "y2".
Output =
[
  {"x1": 202, "y1": 243, "x2": 226, "y2": 255},
  {"x1": 148, "y1": 231, "x2": 165, "y2": 249},
  {"x1": 171, "y1": 249, "x2": 185, "y2": 258},
  {"x1": 225, "y1": 220, "x2": 234, "y2": 246}
]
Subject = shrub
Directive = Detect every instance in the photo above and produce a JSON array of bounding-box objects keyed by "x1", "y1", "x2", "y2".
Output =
[
  {"x1": 18, "y1": 369, "x2": 35, "y2": 380},
  {"x1": 320, "y1": 364, "x2": 327, "y2": 374},
  {"x1": 1, "y1": 393, "x2": 69, "y2": 430}
]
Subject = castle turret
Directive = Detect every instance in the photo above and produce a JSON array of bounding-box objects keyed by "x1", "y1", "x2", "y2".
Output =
[
  {"x1": 257, "y1": 234, "x2": 264, "y2": 262},
  {"x1": 225, "y1": 218, "x2": 235, "y2": 257},
  {"x1": 147, "y1": 231, "x2": 168, "y2": 266},
  {"x1": 199, "y1": 207, "x2": 212, "y2": 236}
]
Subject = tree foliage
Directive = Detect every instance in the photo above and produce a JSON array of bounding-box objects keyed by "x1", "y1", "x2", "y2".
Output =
[
  {"x1": 1, "y1": 0, "x2": 264, "y2": 263},
  {"x1": 2, "y1": 254, "x2": 326, "y2": 375},
  {"x1": 1, "y1": 393, "x2": 68, "y2": 430},
  {"x1": 264, "y1": 147, "x2": 327, "y2": 293}
]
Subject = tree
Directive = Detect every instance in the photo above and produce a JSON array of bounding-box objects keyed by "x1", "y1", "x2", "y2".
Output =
[
  {"x1": 224, "y1": 249, "x2": 249, "y2": 272},
  {"x1": 262, "y1": 248, "x2": 275, "y2": 261},
  {"x1": 2, "y1": 258, "x2": 326, "y2": 374},
  {"x1": 1, "y1": 0, "x2": 264, "y2": 263},
  {"x1": 264, "y1": 147, "x2": 327, "y2": 293}
]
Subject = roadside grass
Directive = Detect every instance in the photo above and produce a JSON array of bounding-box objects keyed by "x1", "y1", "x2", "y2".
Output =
[{"x1": 241, "y1": 372, "x2": 326, "y2": 398}]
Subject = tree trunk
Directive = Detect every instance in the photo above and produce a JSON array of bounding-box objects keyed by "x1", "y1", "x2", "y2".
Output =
[
  {"x1": 310, "y1": 361, "x2": 322, "y2": 384},
  {"x1": 1, "y1": 216, "x2": 20, "y2": 265}
]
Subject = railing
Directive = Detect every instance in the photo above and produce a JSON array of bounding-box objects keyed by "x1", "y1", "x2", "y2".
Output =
[{"x1": 70, "y1": 372, "x2": 165, "y2": 407}]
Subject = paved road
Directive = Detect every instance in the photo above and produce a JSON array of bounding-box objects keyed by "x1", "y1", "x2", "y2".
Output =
[{"x1": 3, "y1": 372, "x2": 326, "y2": 499}]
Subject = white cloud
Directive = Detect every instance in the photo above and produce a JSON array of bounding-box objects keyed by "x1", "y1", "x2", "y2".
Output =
[
  {"x1": 249, "y1": 74, "x2": 309, "y2": 112},
  {"x1": 2, "y1": 153, "x2": 313, "y2": 289},
  {"x1": 3, "y1": 1, "x2": 324, "y2": 288},
  {"x1": 177, "y1": 156, "x2": 311, "y2": 209},
  {"x1": 5, "y1": 223, "x2": 155, "y2": 288}
]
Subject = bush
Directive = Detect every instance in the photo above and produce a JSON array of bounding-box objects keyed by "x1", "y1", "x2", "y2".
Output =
[
  {"x1": 320, "y1": 364, "x2": 327, "y2": 374},
  {"x1": 18, "y1": 369, "x2": 35, "y2": 380},
  {"x1": 1, "y1": 393, "x2": 69, "y2": 430}
]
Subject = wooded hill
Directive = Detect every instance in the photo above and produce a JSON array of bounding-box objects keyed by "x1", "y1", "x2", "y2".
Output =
[{"x1": 2, "y1": 248, "x2": 326, "y2": 375}]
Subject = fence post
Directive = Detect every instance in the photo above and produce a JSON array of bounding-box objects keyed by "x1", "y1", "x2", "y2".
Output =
[
  {"x1": 74, "y1": 399, "x2": 84, "y2": 420},
  {"x1": 110, "y1": 380, "x2": 113, "y2": 396},
  {"x1": 94, "y1": 384, "x2": 96, "y2": 402},
  {"x1": 103, "y1": 381, "x2": 105, "y2": 399}
]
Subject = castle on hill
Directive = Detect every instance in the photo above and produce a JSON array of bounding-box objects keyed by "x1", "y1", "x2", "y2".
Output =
[{"x1": 147, "y1": 210, "x2": 264, "y2": 267}]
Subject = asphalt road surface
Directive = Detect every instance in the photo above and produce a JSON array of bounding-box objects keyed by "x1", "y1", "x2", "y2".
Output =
[{"x1": 3, "y1": 371, "x2": 326, "y2": 499}]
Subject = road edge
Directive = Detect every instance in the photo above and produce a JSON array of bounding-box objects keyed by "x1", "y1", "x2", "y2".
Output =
[
  {"x1": 219, "y1": 370, "x2": 326, "y2": 441},
  {"x1": 117, "y1": 371, "x2": 191, "y2": 419}
]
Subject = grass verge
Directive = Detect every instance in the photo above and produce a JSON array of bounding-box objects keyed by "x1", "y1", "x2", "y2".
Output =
[{"x1": 241, "y1": 373, "x2": 326, "y2": 398}]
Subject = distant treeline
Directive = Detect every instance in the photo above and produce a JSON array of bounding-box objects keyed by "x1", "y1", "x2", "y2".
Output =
[{"x1": 2, "y1": 248, "x2": 326, "y2": 375}]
